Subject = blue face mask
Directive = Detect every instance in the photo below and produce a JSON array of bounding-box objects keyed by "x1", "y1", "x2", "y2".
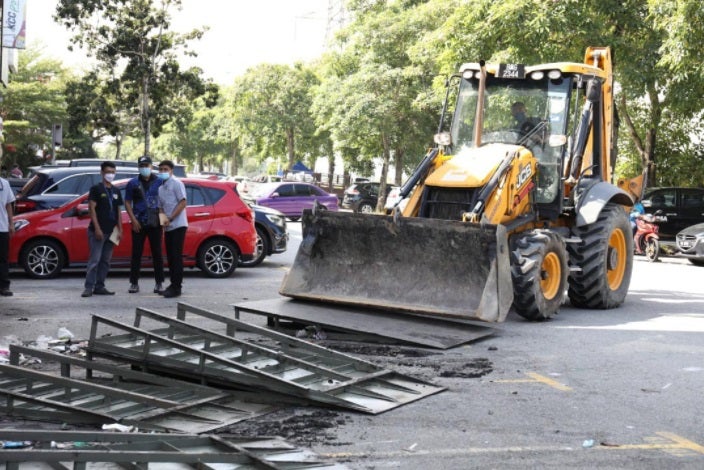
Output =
[
  {"x1": 139, "y1": 167, "x2": 152, "y2": 177},
  {"x1": 157, "y1": 172, "x2": 170, "y2": 181}
]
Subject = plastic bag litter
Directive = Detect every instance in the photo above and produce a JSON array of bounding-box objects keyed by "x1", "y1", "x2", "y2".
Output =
[
  {"x1": 102, "y1": 423, "x2": 136, "y2": 433},
  {"x1": 57, "y1": 327, "x2": 75, "y2": 341}
]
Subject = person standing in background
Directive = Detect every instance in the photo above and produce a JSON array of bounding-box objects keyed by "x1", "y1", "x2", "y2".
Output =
[
  {"x1": 157, "y1": 160, "x2": 187, "y2": 298},
  {"x1": 0, "y1": 175, "x2": 15, "y2": 296},
  {"x1": 125, "y1": 156, "x2": 165, "y2": 294},
  {"x1": 82, "y1": 161, "x2": 123, "y2": 298}
]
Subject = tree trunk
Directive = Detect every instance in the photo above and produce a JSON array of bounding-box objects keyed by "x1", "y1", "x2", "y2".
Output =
[
  {"x1": 327, "y1": 151, "x2": 335, "y2": 192},
  {"x1": 230, "y1": 138, "x2": 240, "y2": 176},
  {"x1": 142, "y1": 75, "x2": 151, "y2": 156},
  {"x1": 619, "y1": 91, "x2": 661, "y2": 188},
  {"x1": 394, "y1": 148, "x2": 404, "y2": 185},
  {"x1": 287, "y1": 128, "x2": 295, "y2": 171},
  {"x1": 376, "y1": 134, "x2": 391, "y2": 212}
]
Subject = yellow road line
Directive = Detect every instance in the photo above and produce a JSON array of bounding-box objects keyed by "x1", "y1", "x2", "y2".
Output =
[
  {"x1": 494, "y1": 371, "x2": 572, "y2": 391},
  {"x1": 321, "y1": 432, "x2": 704, "y2": 459}
]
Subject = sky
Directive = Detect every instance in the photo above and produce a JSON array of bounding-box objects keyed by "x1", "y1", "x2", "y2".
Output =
[{"x1": 24, "y1": 0, "x2": 333, "y2": 84}]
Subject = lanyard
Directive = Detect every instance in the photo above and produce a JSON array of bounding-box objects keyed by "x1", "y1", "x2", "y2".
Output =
[{"x1": 104, "y1": 184, "x2": 115, "y2": 219}]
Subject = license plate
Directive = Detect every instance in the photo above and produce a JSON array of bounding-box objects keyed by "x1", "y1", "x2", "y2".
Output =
[{"x1": 680, "y1": 241, "x2": 692, "y2": 248}]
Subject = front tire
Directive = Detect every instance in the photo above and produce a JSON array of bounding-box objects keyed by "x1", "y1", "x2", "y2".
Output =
[
  {"x1": 239, "y1": 226, "x2": 269, "y2": 268},
  {"x1": 510, "y1": 230, "x2": 568, "y2": 321},
  {"x1": 645, "y1": 238, "x2": 660, "y2": 262},
  {"x1": 198, "y1": 238, "x2": 238, "y2": 278},
  {"x1": 357, "y1": 202, "x2": 375, "y2": 213},
  {"x1": 21, "y1": 239, "x2": 65, "y2": 279},
  {"x1": 568, "y1": 203, "x2": 633, "y2": 309}
]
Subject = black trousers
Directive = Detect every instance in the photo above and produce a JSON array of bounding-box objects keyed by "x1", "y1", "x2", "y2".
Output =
[
  {"x1": 164, "y1": 226, "x2": 187, "y2": 290},
  {"x1": 129, "y1": 224, "x2": 165, "y2": 285},
  {"x1": 0, "y1": 232, "x2": 9, "y2": 290}
]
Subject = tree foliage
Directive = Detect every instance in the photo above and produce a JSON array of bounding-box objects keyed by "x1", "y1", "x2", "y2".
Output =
[
  {"x1": 55, "y1": 0, "x2": 218, "y2": 157},
  {"x1": 0, "y1": 47, "x2": 71, "y2": 172},
  {"x1": 229, "y1": 63, "x2": 321, "y2": 172}
]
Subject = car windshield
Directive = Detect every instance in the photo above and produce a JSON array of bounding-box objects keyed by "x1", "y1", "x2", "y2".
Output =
[{"x1": 249, "y1": 183, "x2": 278, "y2": 198}]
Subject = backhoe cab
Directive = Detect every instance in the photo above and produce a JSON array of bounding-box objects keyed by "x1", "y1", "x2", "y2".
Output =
[{"x1": 281, "y1": 47, "x2": 633, "y2": 323}]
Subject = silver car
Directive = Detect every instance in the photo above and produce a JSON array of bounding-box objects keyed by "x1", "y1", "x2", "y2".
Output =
[{"x1": 675, "y1": 223, "x2": 704, "y2": 266}]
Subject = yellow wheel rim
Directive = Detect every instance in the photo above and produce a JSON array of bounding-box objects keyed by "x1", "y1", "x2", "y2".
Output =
[
  {"x1": 540, "y1": 252, "x2": 561, "y2": 300},
  {"x1": 607, "y1": 228, "x2": 627, "y2": 290}
]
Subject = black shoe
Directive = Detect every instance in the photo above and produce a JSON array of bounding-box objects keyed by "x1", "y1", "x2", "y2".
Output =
[
  {"x1": 128, "y1": 283, "x2": 139, "y2": 293},
  {"x1": 81, "y1": 288, "x2": 93, "y2": 298},
  {"x1": 162, "y1": 287, "x2": 182, "y2": 298},
  {"x1": 0, "y1": 288, "x2": 13, "y2": 297},
  {"x1": 154, "y1": 283, "x2": 164, "y2": 294},
  {"x1": 93, "y1": 287, "x2": 115, "y2": 295}
]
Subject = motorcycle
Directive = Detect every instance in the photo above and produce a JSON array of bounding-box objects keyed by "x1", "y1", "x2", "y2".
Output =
[{"x1": 633, "y1": 210, "x2": 667, "y2": 262}]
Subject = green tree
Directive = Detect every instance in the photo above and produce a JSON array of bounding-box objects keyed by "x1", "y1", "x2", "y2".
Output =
[
  {"x1": 0, "y1": 47, "x2": 70, "y2": 172},
  {"x1": 314, "y1": 0, "x2": 442, "y2": 210},
  {"x1": 55, "y1": 0, "x2": 218, "y2": 157},
  {"x1": 230, "y1": 63, "x2": 320, "y2": 172},
  {"x1": 415, "y1": 0, "x2": 704, "y2": 188}
]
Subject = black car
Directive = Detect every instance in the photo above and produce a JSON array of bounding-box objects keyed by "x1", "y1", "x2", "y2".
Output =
[
  {"x1": 641, "y1": 187, "x2": 704, "y2": 240},
  {"x1": 341, "y1": 182, "x2": 398, "y2": 213},
  {"x1": 16, "y1": 166, "x2": 141, "y2": 213},
  {"x1": 238, "y1": 204, "x2": 288, "y2": 267}
]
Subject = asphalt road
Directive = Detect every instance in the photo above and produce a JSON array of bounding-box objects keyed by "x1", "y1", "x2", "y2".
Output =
[{"x1": 2, "y1": 222, "x2": 704, "y2": 469}]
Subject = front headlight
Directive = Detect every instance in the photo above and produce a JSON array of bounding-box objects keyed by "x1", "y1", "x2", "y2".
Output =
[
  {"x1": 265, "y1": 213, "x2": 286, "y2": 227},
  {"x1": 14, "y1": 219, "x2": 29, "y2": 231}
]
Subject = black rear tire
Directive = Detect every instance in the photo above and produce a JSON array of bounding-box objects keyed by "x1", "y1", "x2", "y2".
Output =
[
  {"x1": 688, "y1": 258, "x2": 704, "y2": 267},
  {"x1": 510, "y1": 230, "x2": 568, "y2": 321},
  {"x1": 239, "y1": 226, "x2": 269, "y2": 268},
  {"x1": 567, "y1": 203, "x2": 633, "y2": 309}
]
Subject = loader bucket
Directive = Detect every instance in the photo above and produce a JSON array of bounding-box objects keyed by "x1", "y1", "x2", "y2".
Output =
[{"x1": 280, "y1": 210, "x2": 514, "y2": 323}]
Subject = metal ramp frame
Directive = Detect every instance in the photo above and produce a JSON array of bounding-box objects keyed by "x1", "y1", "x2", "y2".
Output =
[
  {"x1": 87, "y1": 302, "x2": 445, "y2": 414},
  {"x1": 232, "y1": 298, "x2": 496, "y2": 349},
  {"x1": 0, "y1": 430, "x2": 347, "y2": 469},
  {"x1": 0, "y1": 345, "x2": 275, "y2": 433}
]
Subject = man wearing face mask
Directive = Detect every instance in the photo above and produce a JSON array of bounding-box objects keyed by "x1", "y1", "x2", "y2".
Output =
[
  {"x1": 157, "y1": 160, "x2": 188, "y2": 298},
  {"x1": 82, "y1": 161, "x2": 123, "y2": 297},
  {"x1": 124, "y1": 156, "x2": 165, "y2": 294}
]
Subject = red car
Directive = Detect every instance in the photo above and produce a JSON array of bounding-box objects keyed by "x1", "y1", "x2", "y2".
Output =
[{"x1": 10, "y1": 178, "x2": 256, "y2": 279}]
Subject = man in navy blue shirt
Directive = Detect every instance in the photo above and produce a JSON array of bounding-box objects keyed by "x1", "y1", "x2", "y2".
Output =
[
  {"x1": 82, "y1": 161, "x2": 123, "y2": 297},
  {"x1": 124, "y1": 156, "x2": 165, "y2": 294}
]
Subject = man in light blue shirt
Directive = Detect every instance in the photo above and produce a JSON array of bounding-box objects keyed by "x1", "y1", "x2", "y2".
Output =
[{"x1": 157, "y1": 160, "x2": 188, "y2": 298}]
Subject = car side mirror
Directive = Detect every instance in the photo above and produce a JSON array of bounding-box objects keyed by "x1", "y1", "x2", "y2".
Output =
[
  {"x1": 77, "y1": 203, "x2": 90, "y2": 217},
  {"x1": 271, "y1": 192, "x2": 280, "y2": 198}
]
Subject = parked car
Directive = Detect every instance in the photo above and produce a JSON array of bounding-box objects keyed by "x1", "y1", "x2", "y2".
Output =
[
  {"x1": 675, "y1": 223, "x2": 704, "y2": 266},
  {"x1": 15, "y1": 166, "x2": 141, "y2": 214},
  {"x1": 239, "y1": 204, "x2": 288, "y2": 267},
  {"x1": 8, "y1": 177, "x2": 29, "y2": 195},
  {"x1": 641, "y1": 187, "x2": 704, "y2": 240},
  {"x1": 342, "y1": 182, "x2": 398, "y2": 213},
  {"x1": 243, "y1": 182, "x2": 338, "y2": 220},
  {"x1": 68, "y1": 158, "x2": 187, "y2": 177},
  {"x1": 10, "y1": 178, "x2": 256, "y2": 279}
]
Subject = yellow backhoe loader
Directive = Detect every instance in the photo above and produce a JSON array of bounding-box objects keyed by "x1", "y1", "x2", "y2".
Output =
[{"x1": 281, "y1": 47, "x2": 634, "y2": 322}]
